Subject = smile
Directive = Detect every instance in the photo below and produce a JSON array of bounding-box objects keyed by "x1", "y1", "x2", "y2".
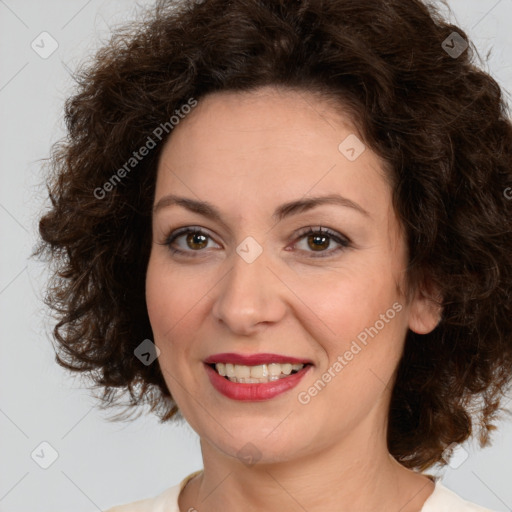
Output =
[
  {"x1": 203, "y1": 354, "x2": 313, "y2": 401},
  {"x1": 212, "y1": 362, "x2": 305, "y2": 383}
]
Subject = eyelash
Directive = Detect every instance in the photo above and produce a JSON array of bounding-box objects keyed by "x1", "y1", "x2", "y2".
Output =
[{"x1": 160, "y1": 226, "x2": 351, "y2": 259}]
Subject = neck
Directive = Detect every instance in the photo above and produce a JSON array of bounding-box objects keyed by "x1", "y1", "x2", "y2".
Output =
[{"x1": 178, "y1": 426, "x2": 435, "y2": 512}]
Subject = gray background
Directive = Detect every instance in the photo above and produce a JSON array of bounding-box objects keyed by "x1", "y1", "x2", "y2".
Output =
[{"x1": 0, "y1": 0, "x2": 511, "y2": 510}]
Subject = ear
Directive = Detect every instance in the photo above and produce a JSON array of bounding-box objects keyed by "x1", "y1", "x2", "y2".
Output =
[{"x1": 408, "y1": 280, "x2": 443, "y2": 335}]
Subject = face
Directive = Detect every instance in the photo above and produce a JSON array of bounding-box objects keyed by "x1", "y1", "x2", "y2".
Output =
[{"x1": 146, "y1": 86, "x2": 439, "y2": 464}]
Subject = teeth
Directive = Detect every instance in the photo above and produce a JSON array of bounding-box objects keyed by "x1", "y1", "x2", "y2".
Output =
[
  {"x1": 213, "y1": 362, "x2": 305, "y2": 383},
  {"x1": 250, "y1": 364, "x2": 268, "y2": 378},
  {"x1": 268, "y1": 363, "x2": 282, "y2": 376}
]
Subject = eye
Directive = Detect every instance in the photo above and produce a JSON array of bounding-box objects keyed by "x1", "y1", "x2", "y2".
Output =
[
  {"x1": 292, "y1": 226, "x2": 350, "y2": 258},
  {"x1": 162, "y1": 226, "x2": 218, "y2": 256},
  {"x1": 160, "y1": 225, "x2": 351, "y2": 258}
]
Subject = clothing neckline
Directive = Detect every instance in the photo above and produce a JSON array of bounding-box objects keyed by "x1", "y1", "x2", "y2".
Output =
[{"x1": 177, "y1": 470, "x2": 441, "y2": 511}]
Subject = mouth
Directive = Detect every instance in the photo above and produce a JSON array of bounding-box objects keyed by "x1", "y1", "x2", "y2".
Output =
[
  {"x1": 207, "y1": 362, "x2": 311, "y2": 384},
  {"x1": 203, "y1": 354, "x2": 313, "y2": 401}
]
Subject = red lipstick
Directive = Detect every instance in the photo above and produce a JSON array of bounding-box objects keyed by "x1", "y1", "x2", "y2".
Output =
[
  {"x1": 204, "y1": 352, "x2": 312, "y2": 366},
  {"x1": 204, "y1": 353, "x2": 313, "y2": 401}
]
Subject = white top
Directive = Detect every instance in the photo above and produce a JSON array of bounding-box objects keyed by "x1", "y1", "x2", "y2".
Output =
[{"x1": 104, "y1": 470, "x2": 497, "y2": 512}]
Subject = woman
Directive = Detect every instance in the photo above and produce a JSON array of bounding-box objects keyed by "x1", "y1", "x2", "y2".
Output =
[{"x1": 35, "y1": 0, "x2": 512, "y2": 510}]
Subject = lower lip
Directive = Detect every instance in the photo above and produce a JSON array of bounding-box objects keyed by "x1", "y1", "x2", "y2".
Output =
[{"x1": 204, "y1": 363, "x2": 312, "y2": 401}]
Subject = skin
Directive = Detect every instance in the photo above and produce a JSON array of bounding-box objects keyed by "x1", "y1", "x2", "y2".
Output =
[{"x1": 145, "y1": 85, "x2": 442, "y2": 512}]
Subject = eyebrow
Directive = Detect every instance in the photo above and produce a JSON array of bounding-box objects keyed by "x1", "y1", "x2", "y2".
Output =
[{"x1": 153, "y1": 193, "x2": 370, "y2": 223}]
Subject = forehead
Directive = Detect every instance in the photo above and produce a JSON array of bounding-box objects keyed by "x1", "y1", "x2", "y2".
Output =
[{"x1": 155, "y1": 86, "x2": 390, "y2": 218}]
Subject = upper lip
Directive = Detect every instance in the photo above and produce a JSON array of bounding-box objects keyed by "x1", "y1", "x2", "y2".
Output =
[{"x1": 204, "y1": 353, "x2": 313, "y2": 366}]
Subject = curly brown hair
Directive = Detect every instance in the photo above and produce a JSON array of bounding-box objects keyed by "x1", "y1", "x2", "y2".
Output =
[{"x1": 35, "y1": 0, "x2": 512, "y2": 471}]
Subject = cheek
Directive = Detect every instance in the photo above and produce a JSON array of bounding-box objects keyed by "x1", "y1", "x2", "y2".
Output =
[
  {"x1": 145, "y1": 255, "x2": 170, "y2": 336},
  {"x1": 145, "y1": 253, "x2": 190, "y2": 357},
  {"x1": 293, "y1": 267, "x2": 406, "y2": 387},
  {"x1": 145, "y1": 251, "x2": 202, "y2": 337},
  {"x1": 145, "y1": 255, "x2": 194, "y2": 403},
  {"x1": 145, "y1": 251, "x2": 214, "y2": 383},
  {"x1": 292, "y1": 274, "x2": 406, "y2": 429},
  {"x1": 293, "y1": 266, "x2": 403, "y2": 339}
]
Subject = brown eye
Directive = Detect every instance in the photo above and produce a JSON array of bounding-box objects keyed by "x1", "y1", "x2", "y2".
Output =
[
  {"x1": 306, "y1": 233, "x2": 330, "y2": 251},
  {"x1": 185, "y1": 231, "x2": 209, "y2": 250},
  {"x1": 162, "y1": 225, "x2": 350, "y2": 259},
  {"x1": 294, "y1": 226, "x2": 350, "y2": 258},
  {"x1": 163, "y1": 227, "x2": 218, "y2": 256}
]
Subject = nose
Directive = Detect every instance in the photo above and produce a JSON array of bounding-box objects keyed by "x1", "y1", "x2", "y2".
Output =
[{"x1": 211, "y1": 245, "x2": 287, "y2": 336}]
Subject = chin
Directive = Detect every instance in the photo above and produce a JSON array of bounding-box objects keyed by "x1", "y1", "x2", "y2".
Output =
[{"x1": 198, "y1": 419, "x2": 317, "y2": 466}]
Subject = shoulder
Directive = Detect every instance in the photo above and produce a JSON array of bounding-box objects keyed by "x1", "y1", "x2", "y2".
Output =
[
  {"x1": 103, "y1": 482, "x2": 181, "y2": 512},
  {"x1": 103, "y1": 470, "x2": 203, "y2": 512},
  {"x1": 422, "y1": 481, "x2": 498, "y2": 512}
]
